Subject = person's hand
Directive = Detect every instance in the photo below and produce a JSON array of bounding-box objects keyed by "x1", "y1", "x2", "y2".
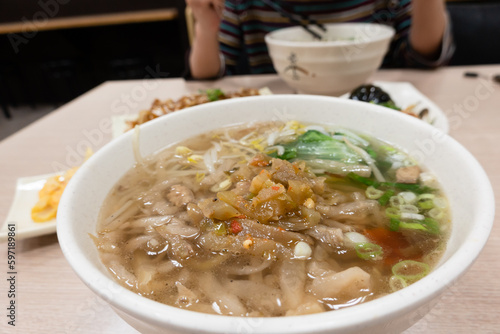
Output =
[
  {"x1": 186, "y1": 0, "x2": 225, "y2": 34},
  {"x1": 409, "y1": 0, "x2": 447, "y2": 58},
  {"x1": 186, "y1": 0, "x2": 225, "y2": 79}
]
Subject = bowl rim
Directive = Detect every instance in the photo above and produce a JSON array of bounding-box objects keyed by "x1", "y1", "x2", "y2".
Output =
[
  {"x1": 264, "y1": 22, "x2": 396, "y2": 47},
  {"x1": 57, "y1": 95, "x2": 495, "y2": 333}
]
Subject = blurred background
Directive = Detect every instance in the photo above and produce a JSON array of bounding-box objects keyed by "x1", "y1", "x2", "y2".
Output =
[{"x1": 0, "y1": 0, "x2": 499, "y2": 139}]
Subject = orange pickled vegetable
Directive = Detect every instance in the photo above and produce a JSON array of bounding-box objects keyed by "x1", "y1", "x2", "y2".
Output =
[
  {"x1": 31, "y1": 148, "x2": 92, "y2": 223},
  {"x1": 31, "y1": 167, "x2": 77, "y2": 222}
]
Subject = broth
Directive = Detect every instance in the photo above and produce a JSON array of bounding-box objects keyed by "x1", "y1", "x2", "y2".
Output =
[{"x1": 93, "y1": 121, "x2": 450, "y2": 316}]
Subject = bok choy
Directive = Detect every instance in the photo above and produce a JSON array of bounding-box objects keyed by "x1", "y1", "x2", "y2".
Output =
[{"x1": 271, "y1": 130, "x2": 364, "y2": 164}]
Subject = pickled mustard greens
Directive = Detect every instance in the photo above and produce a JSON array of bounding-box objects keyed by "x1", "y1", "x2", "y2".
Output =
[
  {"x1": 349, "y1": 84, "x2": 399, "y2": 110},
  {"x1": 348, "y1": 84, "x2": 431, "y2": 120},
  {"x1": 93, "y1": 121, "x2": 450, "y2": 317}
]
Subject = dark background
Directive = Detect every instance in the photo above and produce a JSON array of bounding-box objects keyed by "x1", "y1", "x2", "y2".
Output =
[
  {"x1": 0, "y1": 0, "x2": 188, "y2": 107},
  {"x1": 0, "y1": 0, "x2": 499, "y2": 106},
  {"x1": 0, "y1": 0, "x2": 170, "y2": 21}
]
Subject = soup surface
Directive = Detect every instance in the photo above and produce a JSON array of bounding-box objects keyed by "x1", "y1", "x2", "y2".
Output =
[{"x1": 94, "y1": 121, "x2": 450, "y2": 316}]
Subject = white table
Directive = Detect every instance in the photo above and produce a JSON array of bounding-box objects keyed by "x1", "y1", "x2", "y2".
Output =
[{"x1": 1, "y1": 65, "x2": 499, "y2": 333}]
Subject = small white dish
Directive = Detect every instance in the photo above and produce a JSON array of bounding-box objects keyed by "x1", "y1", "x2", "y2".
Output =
[
  {"x1": 0, "y1": 173, "x2": 59, "y2": 242},
  {"x1": 340, "y1": 81, "x2": 449, "y2": 133}
]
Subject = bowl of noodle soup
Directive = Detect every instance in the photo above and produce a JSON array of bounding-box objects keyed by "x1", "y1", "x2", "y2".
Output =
[{"x1": 57, "y1": 95, "x2": 494, "y2": 334}]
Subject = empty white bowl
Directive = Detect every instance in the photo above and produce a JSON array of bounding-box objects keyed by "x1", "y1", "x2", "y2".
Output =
[
  {"x1": 265, "y1": 23, "x2": 395, "y2": 95},
  {"x1": 57, "y1": 95, "x2": 494, "y2": 334}
]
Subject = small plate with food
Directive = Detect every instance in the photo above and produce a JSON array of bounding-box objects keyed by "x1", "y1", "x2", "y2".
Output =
[
  {"x1": 0, "y1": 172, "x2": 61, "y2": 242},
  {"x1": 112, "y1": 87, "x2": 273, "y2": 138},
  {"x1": 341, "y1": 81, "x2": 449, "y2": 133},
  {"x1": 0, "y1": 151, "x2": 89, "y2": 242}
]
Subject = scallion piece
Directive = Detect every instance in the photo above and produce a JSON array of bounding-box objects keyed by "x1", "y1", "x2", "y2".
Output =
[
  {"x1": 389, "y1": 275, "x2": 408, "y2": 292},
  {"x1": 389, "y1": 218, "x2": 400, "y2": 231},
  {"x1": 396, "y1": 218, "x2": 439, "y2": 235},
  {"x1": 389, "y1": 195, "x2": 403, "y2": 207},
  {"x1": 417, "y1": 198, "x2": 434, "y2": 209},
  {"x1": 355, "y1": 242, "x2": 383, "y2": 260},
  {"x1": 422, "y1": 217, "x2": 440, "y2": 234},
  {"x1": 400, "y1": 212, "x2": 425, "y2": 220},
  {"x1": 417, "y1": 194, "x2": 435, "y2": 209},
  {"x1": 399, "y1": 221, "x2": 428, "y2": 232},
  {"x1": 398, "y1": 192, "x2": 417, "y2": 204},
  {"x1": 400, "y1": 204, "x2": 419, "y2": 214},
  {"x1": 386, "y1": 207, "x2": 400, "y2": 219},
  {"x1": 366, "y1": 186, "x2": 384, "y2": 200},
  {"x1": 378, "y1": 189, "x2": 394, "y2": 206},
  {"x1": 418, "y1": 194, "x2": 436, "y2": 200},
  {"x1": 433, "y1": 196, "x2": 448, "y2": 209},
  {"x1": 392, "y1": 260, "x2": 430, "y2": 282},
  {"x1": 428, "y1": 207, "x2": 444, "y2": 219}
]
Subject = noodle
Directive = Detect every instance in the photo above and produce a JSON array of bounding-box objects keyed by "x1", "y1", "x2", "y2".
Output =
[{"x1": 94, "y1": 121, "x2": 451, "y2": 316}]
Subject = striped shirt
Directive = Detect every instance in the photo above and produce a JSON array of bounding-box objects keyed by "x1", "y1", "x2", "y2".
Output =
[{"x1": 218, "y1": 0, "x2": 454, "y2": 75}]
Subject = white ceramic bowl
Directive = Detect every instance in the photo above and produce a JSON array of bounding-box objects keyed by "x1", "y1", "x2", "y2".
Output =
[
  {"x1": 58, "y1": 95, "x2": 494, "y2": 334},
  {"x1": 265, "y1": 23, "x2": 395, "y2": 95}
]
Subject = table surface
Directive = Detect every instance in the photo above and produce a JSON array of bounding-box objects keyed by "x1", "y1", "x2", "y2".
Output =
[{"x1": 0, "y1": 65, "x2": 499, "y2": 333}]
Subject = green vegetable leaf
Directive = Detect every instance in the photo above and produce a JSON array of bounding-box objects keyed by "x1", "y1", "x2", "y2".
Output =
[
  {"x1": 346, "y1": 173, "x2": 434, "y2": 195},
  {"x1": 378, "y1": 101, "x2": 401, "y2": 110},
  {"x1": 379, "y1": 182, "x2": 435, "y2": 194},
  {"x1": 206, "y1": 88, "x2": 224, "y2": 101},
  {"x1": 421, "y1": 217, "x2": 440, "y2": 234},
  {"x1": 378, "y1": 189, "x2": 395, "y2": 206},
  {"x1": 275, "y1": 145, "x2": 297, "y2": 160},
  {"x1": 275, "y1": 130, "x2": 363, "y2": 164},
  {"x1": 347, "y1": 172, "x2": 378, "y2": 187},
  {"x1": 297, "y1": 130, "x2": 333, "y2": 143},
  {"x1": 365, "y1": 147, "x2": 377, "y2": 159},
  {"x1": 389, "y1": 218, "x2": 400, "y2": 231}
]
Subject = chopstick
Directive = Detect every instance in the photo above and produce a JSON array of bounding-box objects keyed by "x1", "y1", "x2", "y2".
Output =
[
  {"x1": 261, "y1": 0, "x2": 326, "y2": 40},
  {"x1": 298, "y1": 14, "x2": 326, "y2": 32}
]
